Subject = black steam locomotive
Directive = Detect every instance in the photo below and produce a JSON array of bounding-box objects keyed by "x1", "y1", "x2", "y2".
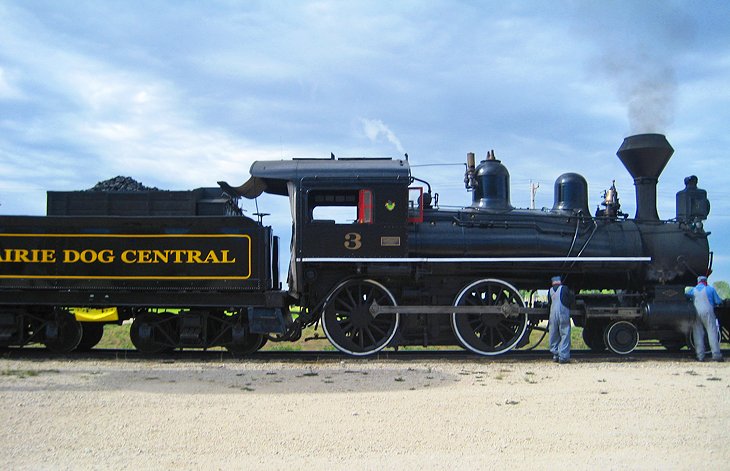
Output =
[{"x1": 0, "y1": 133, "x2": 726, "y2": 356}]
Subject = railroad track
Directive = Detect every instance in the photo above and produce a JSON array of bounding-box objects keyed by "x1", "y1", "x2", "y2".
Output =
[{"x1": 0, "y1": 347, "x2": 716, "y2": 363}]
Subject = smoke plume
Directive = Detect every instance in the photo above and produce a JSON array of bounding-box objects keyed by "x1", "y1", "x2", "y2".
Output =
[
  {"x1": 581, "y1": 4, "x2": 696, "y2": 135},
  {"x1": 360, "y1": 118, "x2": 405, "y2": 154},
  {"x1": 602, "y1": 52, "x2": 677, "y2": 134}
]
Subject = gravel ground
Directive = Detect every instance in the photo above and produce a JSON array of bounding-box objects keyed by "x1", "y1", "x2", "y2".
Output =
[{"x1": 0, "y1": 355, "x2": 728, "y2": 470}]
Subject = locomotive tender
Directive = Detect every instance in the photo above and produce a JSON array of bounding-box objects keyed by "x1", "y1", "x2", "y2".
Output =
[{"x1": 0, "y1": 133, "x2": 725, "y2": 356}]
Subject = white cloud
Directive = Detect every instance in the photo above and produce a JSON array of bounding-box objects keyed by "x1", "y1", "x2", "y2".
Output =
[
  {"x1": 1, "y1": 1, "x2": 730, "y2": 280},
  {"x1": 0, "y1": 67, "x2": 22, "y2": 99}
]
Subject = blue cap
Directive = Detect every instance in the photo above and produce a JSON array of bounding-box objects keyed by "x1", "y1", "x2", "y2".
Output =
[
  {"x1": 551, "y1": 276, "x2": 562, "y2": 284},
  {"x1": 698, "y1": 276, "x2": 708, "y2": 283}
]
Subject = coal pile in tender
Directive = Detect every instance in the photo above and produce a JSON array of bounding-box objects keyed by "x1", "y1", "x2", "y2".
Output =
[{"x1": 87, "y1": 176, "x2": 161, "y2": 192}]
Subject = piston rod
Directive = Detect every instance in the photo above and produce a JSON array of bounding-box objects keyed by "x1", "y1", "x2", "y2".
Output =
[{"x1": 369, "y1": 300, "x2": 547, "y2": 317}]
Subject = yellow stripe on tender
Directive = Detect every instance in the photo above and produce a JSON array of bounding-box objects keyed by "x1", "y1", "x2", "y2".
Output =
[{"x1": 70, "y1": 307, "x2": 119, "y2": 322}]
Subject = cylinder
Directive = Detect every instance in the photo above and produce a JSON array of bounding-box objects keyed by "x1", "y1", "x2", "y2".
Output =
[{"x1": 644, "y1": 301, "x2": 695, "y2": 331}]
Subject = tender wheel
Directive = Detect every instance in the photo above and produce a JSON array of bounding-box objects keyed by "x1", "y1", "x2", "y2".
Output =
[
  {"x1": 226, "y1": 324, "x2": 265, "y2": 356},
  {"x1": 130, "y1": 313, "x2": 174, "y2": 354},
  {"x1": 321, "y1": 279, "x2": 399, "y2": 356},
  {"x1": 582, "y1": 324, "x2": 607, "y2": 352},
  {"x1": 604, "y1": 321, "x2": 639, "y2": 355},
  {"x1": 451, "y1": 278, "x2": 528, "y2": 356},
  {"x1": 75, "y1": 323, "x2": 105, "y2": 351},
  {"x1": 43, "y1": 310, "x2": 83, "y2": 353}
]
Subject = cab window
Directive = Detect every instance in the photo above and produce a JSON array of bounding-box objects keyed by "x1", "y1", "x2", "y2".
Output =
[{"x1": 308, "y1": 189, "x2": 373, "y2": 224}]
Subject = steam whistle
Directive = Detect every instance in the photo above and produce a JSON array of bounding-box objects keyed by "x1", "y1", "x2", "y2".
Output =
[
  {"x1": 596, "y1": 180, "x2": 625, "y2": 218},
  {"x1": 464, "y1": 152, "x2": 477, "y2": 190},
  {"x1": 604, "y1": 180, "x2": 618, "y2": 208}
]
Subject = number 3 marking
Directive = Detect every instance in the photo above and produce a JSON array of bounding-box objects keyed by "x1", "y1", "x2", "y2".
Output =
[{"x1": 344, "y1": 232, "x2": 362, "y2": 250}]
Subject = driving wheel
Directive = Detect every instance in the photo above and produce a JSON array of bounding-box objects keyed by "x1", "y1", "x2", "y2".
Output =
[
  {"x1": 321, "y1": 279, "x2": 399, "y2": 356},
  {"x1": 451, "y1": 278, "x2": 528, "y2": 356}
]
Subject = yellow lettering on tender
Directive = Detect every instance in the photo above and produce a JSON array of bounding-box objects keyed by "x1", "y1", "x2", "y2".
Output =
[
  {"x1": 80, "y1": 250, "x2": 98, "y2": 263},
  {"x1": 137, "y1": 250, "x2": 152, "y2": 263},
  {"x1": 41, "y1": 249, "x2": 56, "y2": 263},
  {"x1": 63, "y1": 249, "x2": 100, "y2": 263},
  {"x1": 63, "y1": 250, "x2": 80, "y2": 263},
  {"x1": 188, "y1": 250, "x2": 203, "y2": 263},
  {"x1": 171, "y1": 250, "x2": 185, "y2": 263},
  {"x1": 152, "y1": 250, "x2": 169, "y2": 263},
  {"x1": 16, "y1": 249, "x2": 31, "y2": 263},
  {"x1": 98, "y1": 250, "x2": 114, "y2": 263},
  {"x1": 121, "y1": 250, "x2": 136, "y2": 263},
  {"x1": 220, "y1": 250, "x2": 236, "y2": 264},
  {"x1": 0, "y1": 249, "x2": 58, "y2": 263},
  {"x1": 203, "y1": 250, "x2": 220, "y2": 263}
]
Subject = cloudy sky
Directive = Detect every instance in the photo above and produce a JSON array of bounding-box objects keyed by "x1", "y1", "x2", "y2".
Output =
[{"x1": 1, "y1": 1, "x2": 729, "y2": 280}]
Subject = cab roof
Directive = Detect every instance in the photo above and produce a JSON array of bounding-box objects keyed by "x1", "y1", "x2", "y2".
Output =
[{"x1": 219, "y1": 157, "x2": 411, "y2": 198}]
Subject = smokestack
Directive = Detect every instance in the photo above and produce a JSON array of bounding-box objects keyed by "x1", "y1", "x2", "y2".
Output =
[{"x1": 616, "y1": 133, "x2": 674, "y2": 222}]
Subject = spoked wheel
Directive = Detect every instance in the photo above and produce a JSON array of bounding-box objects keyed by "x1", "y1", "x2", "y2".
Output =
[
  {"x1": 321, "y1": 279, "x2": 399, "y2": 356},
  {"x1": 130, "y1": 313, "x2": 174, "y2": 354},
  {"x1": 604, "y1": 321, "x2": 639, "y2": 355},
  {"x1": 43, "y1": 309, "x2": 83, "y2": 353},
  {"x1": 75, "y1": 323, "x2": 105, "y2": 351},
  {"x1": 451, "y1": 278, "x2": 528, "y2": 356}
]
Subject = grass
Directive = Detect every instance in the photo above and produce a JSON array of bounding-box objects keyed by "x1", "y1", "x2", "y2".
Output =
[
  {"x1": 94, "y1": 320, "x2": 336, "y2": 352},
  {"x1": 1, "y1": 369, "x2": 60, "y2": 378},
  {"x1": 96, "y1": 323, "x2": 134, "y2": 350}
]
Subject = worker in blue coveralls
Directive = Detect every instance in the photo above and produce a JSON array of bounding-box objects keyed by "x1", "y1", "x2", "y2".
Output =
[
  {"x1": 547, "y1": 276, "x2": 574, "y2": 364},
  {"x1": 688, "y1": 275, "x2": 724, "y2": 362}
]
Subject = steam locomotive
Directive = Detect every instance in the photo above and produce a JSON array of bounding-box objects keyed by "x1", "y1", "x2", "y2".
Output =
[{"x1": 0, "y1": 133, "x2": 726, "y2": 356}]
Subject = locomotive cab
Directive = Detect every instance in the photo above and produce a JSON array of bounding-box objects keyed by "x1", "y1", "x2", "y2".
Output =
[
  {"x1": 229, "y1": 157, "x2": 412, "y2": 297},
  {"x1": 299, "y1": 181, "x2": 409, "y2": 259}
]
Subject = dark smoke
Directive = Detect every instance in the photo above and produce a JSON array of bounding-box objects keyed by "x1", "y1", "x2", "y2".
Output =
[
  {"x1": 602, "y1": 51, "x2": 677, "y2": 134},
  {"x1": 578, "y1": 3, "x2": 696, "y2": 134}
]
